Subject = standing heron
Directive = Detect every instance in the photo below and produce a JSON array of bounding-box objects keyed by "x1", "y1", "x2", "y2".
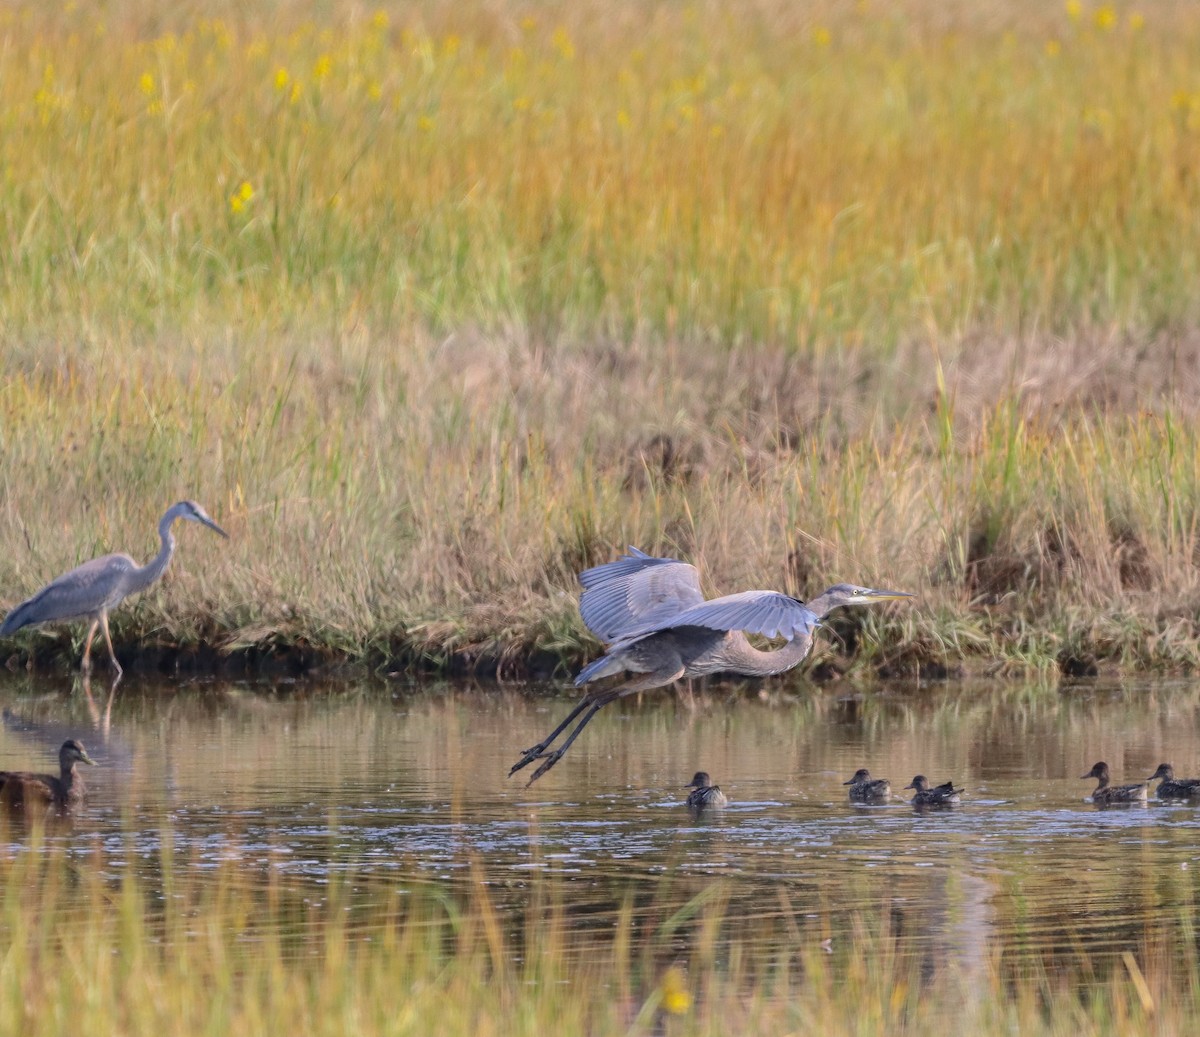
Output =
[
  {"x1": 510, "y1": 547, "x2": 912, "y2": 785},
  {"x1": 0, "y1": 501, "x2": 228, "y2": 678}
]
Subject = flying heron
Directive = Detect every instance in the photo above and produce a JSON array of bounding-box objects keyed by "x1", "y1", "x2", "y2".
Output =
[
  {"x1": 510, "y1": 547, "x2": 913, "y2": 785},
  {"x1": 0, "y1": 501, "x2": 228, "y2": 678}
]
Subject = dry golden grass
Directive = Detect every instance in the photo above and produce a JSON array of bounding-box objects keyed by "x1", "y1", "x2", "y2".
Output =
[
  {"x1": 1, "y1": 0, "x2": 1199, "y2": 675},
  {"x1": 0, "y1": 838, "x2": 1192, "y2": 1037}
]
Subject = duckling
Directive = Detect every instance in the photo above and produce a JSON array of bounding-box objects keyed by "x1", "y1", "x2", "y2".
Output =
[
  {"x1": 684, "y1": 771, "x2": 728, "y2": 809},
  {"x1": 904, "y1": 774, "x2": 963, "y2": 807},
  {"x1": 1146, "y1": 763, "x2": 1200, "y2": 799},
  {"x1": 1081, "y1": 761, "x2": 1147, "y2": 804},
  {"x1": 842, "y1": 768, "x2": 891, "y2": 803},
  {"x1": 0, "y1": 739, "x2": 96, "y2": 809}
]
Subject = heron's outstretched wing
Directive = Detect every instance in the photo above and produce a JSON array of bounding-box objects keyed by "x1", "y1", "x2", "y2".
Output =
[
  {"x1": 641, "y1": 590, "x2": 819, "y2": 641},
  {"x1": 0, "y1": 554, "x2": 136, "y2": 632},
  {"x1": 578, "y1": 547, "x2": 706, "y2": 641}
]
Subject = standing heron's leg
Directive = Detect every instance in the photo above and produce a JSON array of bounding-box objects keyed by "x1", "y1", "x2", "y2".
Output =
[
  {"x1": 81, "y1": 619, "x2": 99, "y2": 675},
  {"x1": 517, "y1": 664, "x2": 686, "y2": 786},
  {"x1": 98, "y1": 612, "x2": 123, "y2": 680}
]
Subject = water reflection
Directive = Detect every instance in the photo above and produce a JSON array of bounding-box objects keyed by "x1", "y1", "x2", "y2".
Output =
[{"x1": 0, "y1": 673, "x2": 1198, "y2": 979}]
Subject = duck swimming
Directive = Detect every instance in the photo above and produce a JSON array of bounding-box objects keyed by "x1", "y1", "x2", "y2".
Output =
[
  {"x1": 0, "y1": 739, "x2": 96, "y2": 809},
  {"x1": 843, "y1": 768, "x2": 891, "y2": 803},
  {"x1": 1081, "y1": 761, "x2": 1147, "y2": 804},
  {"x1": 1146, "y1": 763, "x2": 1200, "y2": 799},
  {"x1": 684, "y1": 771, "x2": 728, "y2": 809},
  {"x1": 904, "y1": 774, "x2": 963, "y2": 807}
]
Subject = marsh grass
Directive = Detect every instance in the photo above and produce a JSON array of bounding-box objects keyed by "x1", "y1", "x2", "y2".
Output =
[
  {"x1": 2, "y1": 0, "x2": 1200, "y2": 675},
  {"x1": 0, "y1": 836, "x2": 1194, "y2": 1036}
]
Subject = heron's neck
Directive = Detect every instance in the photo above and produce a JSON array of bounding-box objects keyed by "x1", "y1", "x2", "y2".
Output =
[
  {"x1": 728, "y1": 632, "x2": 815, "y2": 676},
  {"x1": 129, "y1": 512, "x2": 178, "y2": 594}
]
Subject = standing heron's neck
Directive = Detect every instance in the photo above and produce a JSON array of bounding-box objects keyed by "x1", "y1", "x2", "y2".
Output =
[{"x1": 128, "y1": 508, "x2": 181, "y2": 594}]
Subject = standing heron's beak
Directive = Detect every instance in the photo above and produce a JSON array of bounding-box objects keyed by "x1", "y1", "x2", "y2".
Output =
[{"x1": 202, "y1": 516, "x2": 230, "y2": 539}]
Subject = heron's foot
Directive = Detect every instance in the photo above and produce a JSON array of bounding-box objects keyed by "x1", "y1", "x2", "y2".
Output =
[
  {"x1": 509, "y1": 742, "x2": 552, "y2": 777},
  {"x1": 525, "y1": 750, "x2": 566, "y2": 787}
]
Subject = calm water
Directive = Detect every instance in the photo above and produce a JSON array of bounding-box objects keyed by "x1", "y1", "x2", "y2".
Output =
[{"x1": 1, "y1": 672, "x2": 1199, "y2": 975}]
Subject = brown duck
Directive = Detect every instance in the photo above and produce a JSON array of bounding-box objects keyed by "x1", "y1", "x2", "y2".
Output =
[
  {"x1": 0, "y1": 739, "x2": 96, "y2": 809},
  {"x1": 1081, "y1": 761, "x2": 1147, "y2": 804}
]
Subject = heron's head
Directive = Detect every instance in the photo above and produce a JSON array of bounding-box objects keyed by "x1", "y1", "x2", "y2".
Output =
[
  {"x1": 60, "y1": 739, "x2": 96, "y2": 767},
  {"x1": 1081, "y1": 761, "x2": 1110, "y2": 782},
  {"x1": 902, "y1": 775, "x2": 929, "y2": 791},
  {"x1": 822, "y1": 584, "x2": 913, "y2": 608},
  {"x1": 684, "y1": 771, "x2": 711, "y2": 789},
  {"x1": 175, "y1": 500, "x2": 230, "y2": 539},
  {"x1": 843, "y1": 768, "x2": 872, "y2": 785}
]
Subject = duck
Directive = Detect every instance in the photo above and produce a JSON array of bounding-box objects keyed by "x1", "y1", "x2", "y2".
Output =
[
  {"x1": 1080, "y1": 761, "x2": 1147, "y2": 804},
  {"x1": 0, "y1": 739, "x2": 96, "y2": 809},
  {"x1": 904, "y1": 774, "x2": 963, "y2": 807},
  {"x1": 1146, "y1": 763, "x2": 1200, "y2": 799},
  {"x1": 684, "y1": 771, "x2": 728, "y2": 809},
  {"x1": 842, "y1": 768, "x2": 891, "y2": 803}
]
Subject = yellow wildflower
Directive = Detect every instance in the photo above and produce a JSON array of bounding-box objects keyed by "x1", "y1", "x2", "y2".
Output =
[
  {"x1": 1045, "y1": 39, "x2": 1062, "y2": 56},
  {"x1": 1093, "y1": 5, "x2": 1116, "y2": 30},
  {"x1": 370, "y1": 10, "x2": 389, "y2": 31},
  {"x1": 659, "y1": 966, "x2": 691, "y2": 1016},
  {"x1": 513, "y1": 96, "x2": 531, "y2": 111},
  {"x1": 313, "y1": 55, "x2": 331, "y2": 81},
  {"x1": 229, "y1": 181, "x2": 253, "y2": 214},
  {"x1": 442, "y1": 34, "x2": 461, "y2": 56},
  {"x1": 138, "y1": 72, "x2": 155, "y2": 96},
  {"x1": 1065, "y1": 0, "x2": 1082, "y2": 20},
  {"x1": 616, "y1": 109, "x2": 631, "y2": 129},
  {"x1": 1129, "y1": 11, "x2": 1145, "y2": 32},
  {"x1": 274, "y1": 67, "x2": 290, "y2": 92},
  {"x1": 417, "y1": 114, "x2": 435, "y2": 131},
  {"x1": 552, "y1": 27, "x2": 575, "y2": 59},
  {"x1": 520, "y1": 15, "x2": 537, "y2": 32},
  {"x1": 812, "y1": 26, "x2": 832, "y2": 47}
]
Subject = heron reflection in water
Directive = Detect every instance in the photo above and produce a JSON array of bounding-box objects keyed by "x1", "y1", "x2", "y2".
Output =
[
  {"x1": 511, "y1": 547, "x2": 913, "y2": 785},
  {"x1": 0, "y1": 501, "x2": 228, "y2": 679}
]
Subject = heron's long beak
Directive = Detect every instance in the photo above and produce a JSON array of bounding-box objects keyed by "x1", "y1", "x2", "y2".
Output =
[
  {"x1": 863, "y1": 589, "x2": 914, "y2": 601},
  {"x1": 201, "y1": 516, "x2": 230, "y2": 539}
]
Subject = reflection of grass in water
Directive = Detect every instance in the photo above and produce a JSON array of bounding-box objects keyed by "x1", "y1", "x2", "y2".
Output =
[{"x1": 0, "y1": 837, "x2": 1193, "y2": 1035}]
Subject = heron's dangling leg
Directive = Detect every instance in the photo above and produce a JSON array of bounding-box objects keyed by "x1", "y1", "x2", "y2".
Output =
[
  {"x1": 515, "y1": 663, "x2": 686, "y2": 786},
  {"x1": 510, "y1": 695, "x2": 606, "y2": 776},
  {"x1": 99, "y1": 611, "x2": 123, "y2": 680},
  {"x1": 524, "y1": 689, "x2": 624, "y2": 786},
  {"x1": 81, "y1": 619, "x2": 99, "y2": 675}
]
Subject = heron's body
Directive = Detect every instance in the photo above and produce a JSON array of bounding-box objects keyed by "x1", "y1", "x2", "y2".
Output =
[
  {"x1": 684, "y1": 771, "x2": 728, "y2": 809},
  {"x1": 905, "y1": 775, "x2": 963, "y2": 807},
  {"x1": 0, "y1": 739, "x2": 96, "y2": 810},
  {"x1": 1081, "y1": 761, "x2": 1148, "y2": 804},
  {"x1": 843, "y1": 768, "x2": 891, "y2": 803},
  {"x1": 0, "y1": 501, "x2": 228, "y2": 677},
  {"x1": 1147, "y1": 763, "x2": 1200, "y2": 799},
  {"x1": 510, "y1": 547, "x2": 912, "y2": 785}
]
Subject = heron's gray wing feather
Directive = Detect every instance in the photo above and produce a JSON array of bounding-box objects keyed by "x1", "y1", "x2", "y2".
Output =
[
  {"x1": 647, "y1": 591, "x2": 819, "y2": 641},
  {"x1": 1, "y1": 554, "x2": 137, "y2": 631},
  {"x1": 578, "y1": 548, "x2": 706, "y2": 641}
]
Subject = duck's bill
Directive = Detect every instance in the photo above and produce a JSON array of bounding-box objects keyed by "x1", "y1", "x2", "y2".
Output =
[{"x1": 80, "y1": 752, "x2": 97, "y2": 766}]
